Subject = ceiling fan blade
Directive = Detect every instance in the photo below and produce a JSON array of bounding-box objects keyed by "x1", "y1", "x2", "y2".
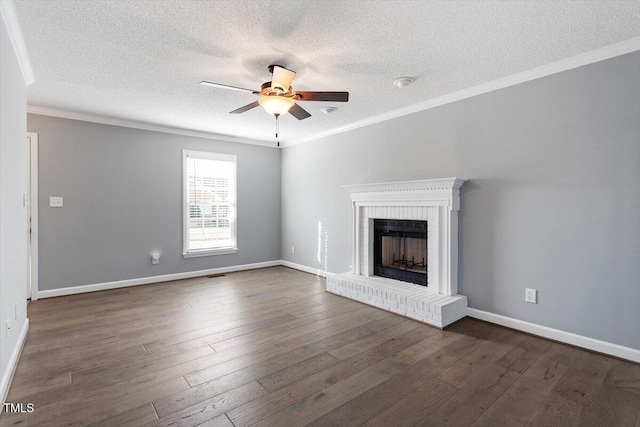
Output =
[
  {"x1": 295, "y1": 91, "x2": 349, "y2": 102},
  {"x1": 200, "y1": 81, "x2": 258, "y2": 94},
  {"x1": 271, "y1": 66, "x2": 296, "y2": 91},
  {"x1": 289, "y1": 103, "x2": 311, "y2": 120},
  {"x1": 229, "y1": 101, "x2": 260, "y2": 114}
]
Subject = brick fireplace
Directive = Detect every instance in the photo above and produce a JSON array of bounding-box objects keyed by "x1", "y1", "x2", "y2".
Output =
[{"x1": 326, "y1": 178, "x2": 468, "y2": 328}]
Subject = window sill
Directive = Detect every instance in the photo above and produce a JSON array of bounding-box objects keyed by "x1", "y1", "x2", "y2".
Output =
[{"x1": 183, "y1": 248, "x2": 238, "y2": 258}]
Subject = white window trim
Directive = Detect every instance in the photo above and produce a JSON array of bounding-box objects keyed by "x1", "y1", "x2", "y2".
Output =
[
  {"x1": 182, "y1": 150, "x2": 238, "y2": 258},
  {"x1": 183, "y1": 248, "x2": 238, "y2": 258}
]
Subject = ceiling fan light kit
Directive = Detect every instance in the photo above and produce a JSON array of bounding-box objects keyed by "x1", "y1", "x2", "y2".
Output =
[{"x1": 258, "y1": 96, "x2": 295, "y2": 116}]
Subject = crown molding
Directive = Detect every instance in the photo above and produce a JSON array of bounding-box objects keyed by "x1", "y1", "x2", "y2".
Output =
[
  {"x1": 283, "y1": 37, "x2": 640, "y2": 148},
  {"x1": 0, "y1": 0, "x2": 34, "y2": 85},
  {"x1": 27, "y1": 106, "x2": 277, "y2": 148},
  {"x1": 20, "y1": 35, "x2": 640, "y2": 148}
]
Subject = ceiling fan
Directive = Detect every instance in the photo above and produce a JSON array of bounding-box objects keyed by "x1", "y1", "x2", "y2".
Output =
[{"x1": 200, "y1": 65, "x2": 349, "y2": 122}]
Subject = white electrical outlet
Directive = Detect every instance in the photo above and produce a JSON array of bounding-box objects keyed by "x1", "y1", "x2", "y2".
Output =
[
  {"x1": 291, "y1": 246, "x2": 295, "y2": 254},
  {"x1": 525, "y1": 288, "x2": 537, "y2": 304},
  {"x1": 151, "y1": 252, "x2": 160, "y2": 265}
]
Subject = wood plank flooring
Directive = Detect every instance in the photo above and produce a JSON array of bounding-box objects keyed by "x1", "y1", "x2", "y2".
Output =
[{"x1": 1, "y1": 266, "x2": 638, "y2": 426}]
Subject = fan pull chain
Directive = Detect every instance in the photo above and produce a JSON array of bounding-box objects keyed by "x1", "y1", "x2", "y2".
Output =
[{"x1": 275, "y1": 114, "x2": 280, "y2": 147}]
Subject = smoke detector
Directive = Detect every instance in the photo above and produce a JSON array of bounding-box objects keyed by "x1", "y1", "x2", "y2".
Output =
[
  {"x1": 393, "y1": 77, "x2": 415, "y2": 88},
  {"x1": 321, "y1": 107, "x2": 337, "y2": 114}
]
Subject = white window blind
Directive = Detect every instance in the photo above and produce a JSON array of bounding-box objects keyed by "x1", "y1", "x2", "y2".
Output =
[{"x1": 183, "y1": 151, "x2": 237, "y2": 257}]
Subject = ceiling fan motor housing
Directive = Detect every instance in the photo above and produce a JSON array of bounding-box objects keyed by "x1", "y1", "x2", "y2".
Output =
[{"x1": 261, "y1": 81, "x2": 290, "y2": 93}]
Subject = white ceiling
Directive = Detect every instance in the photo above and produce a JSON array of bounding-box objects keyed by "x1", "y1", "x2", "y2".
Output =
[{"x1": 13, "y1": 1, "x2": 640, "y2": 145}]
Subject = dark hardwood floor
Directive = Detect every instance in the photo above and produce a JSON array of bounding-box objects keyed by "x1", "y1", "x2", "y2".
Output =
[{"x1": 1, "y1": 266, "x2": 638, "y2": 426}]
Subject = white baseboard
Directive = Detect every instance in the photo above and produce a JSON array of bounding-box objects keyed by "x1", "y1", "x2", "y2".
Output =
[
  {"x1": 467, "y1": 308, "x2": 640, "y2": 363},
  {"x1": 280, "y1": 260, "x2": 334, "y2": 278},
  {"x1": 1, "y1": 319, "x2": 29, "y2": 405},
  {"x1": 37, "y1": 260, "x2": 281, "y2": 299}
]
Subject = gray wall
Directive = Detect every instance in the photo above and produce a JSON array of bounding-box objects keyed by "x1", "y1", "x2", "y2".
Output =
[
  {"x1": 28, "y1": 115, "x2": 281, "y2": 291},
  {"x1": 281, "y1": 52, "x2": 640, "y2": 350},
  {"x1": 0, "y1": 16, "x2": 29, "y2": 397}
]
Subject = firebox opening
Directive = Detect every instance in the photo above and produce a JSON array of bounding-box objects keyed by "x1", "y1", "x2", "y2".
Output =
[{"x1": 373, "y1": 219, "x2": 428, "y2": 286}]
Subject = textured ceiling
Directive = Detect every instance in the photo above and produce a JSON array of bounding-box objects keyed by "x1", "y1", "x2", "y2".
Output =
[{"x1": 13, "y1": 0, "x2": 640, "y2": 145}]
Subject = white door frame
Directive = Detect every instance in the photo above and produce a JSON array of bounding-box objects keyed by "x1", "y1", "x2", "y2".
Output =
[{"x1": 27, "y1": 132, "x2": 38, "y2": 301}]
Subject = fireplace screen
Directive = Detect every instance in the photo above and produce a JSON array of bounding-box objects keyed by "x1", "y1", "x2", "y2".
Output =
[{"x1": 373, "y1": 219, "x2": 427, "y2": 286}]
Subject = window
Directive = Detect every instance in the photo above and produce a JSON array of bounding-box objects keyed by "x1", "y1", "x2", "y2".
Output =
[{"x1": 183, "y1": 150, "x2": 237, "y2": 257}]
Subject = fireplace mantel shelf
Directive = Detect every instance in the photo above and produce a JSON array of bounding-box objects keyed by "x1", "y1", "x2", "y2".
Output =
[
  {"x1": 343, "y1": 178, "x2": 467, "y2": 194},
  {"x1": 343, "y1": 178, "x2": 467, "y2": 210}
]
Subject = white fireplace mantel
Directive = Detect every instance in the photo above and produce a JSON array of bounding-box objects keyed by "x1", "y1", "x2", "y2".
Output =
[
  {"x1": 344, "y1": 178, "x2": 466, "y2": 297},
  {"x1": 327, "y1": 178, "x2": 468, "y2": 328}
]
